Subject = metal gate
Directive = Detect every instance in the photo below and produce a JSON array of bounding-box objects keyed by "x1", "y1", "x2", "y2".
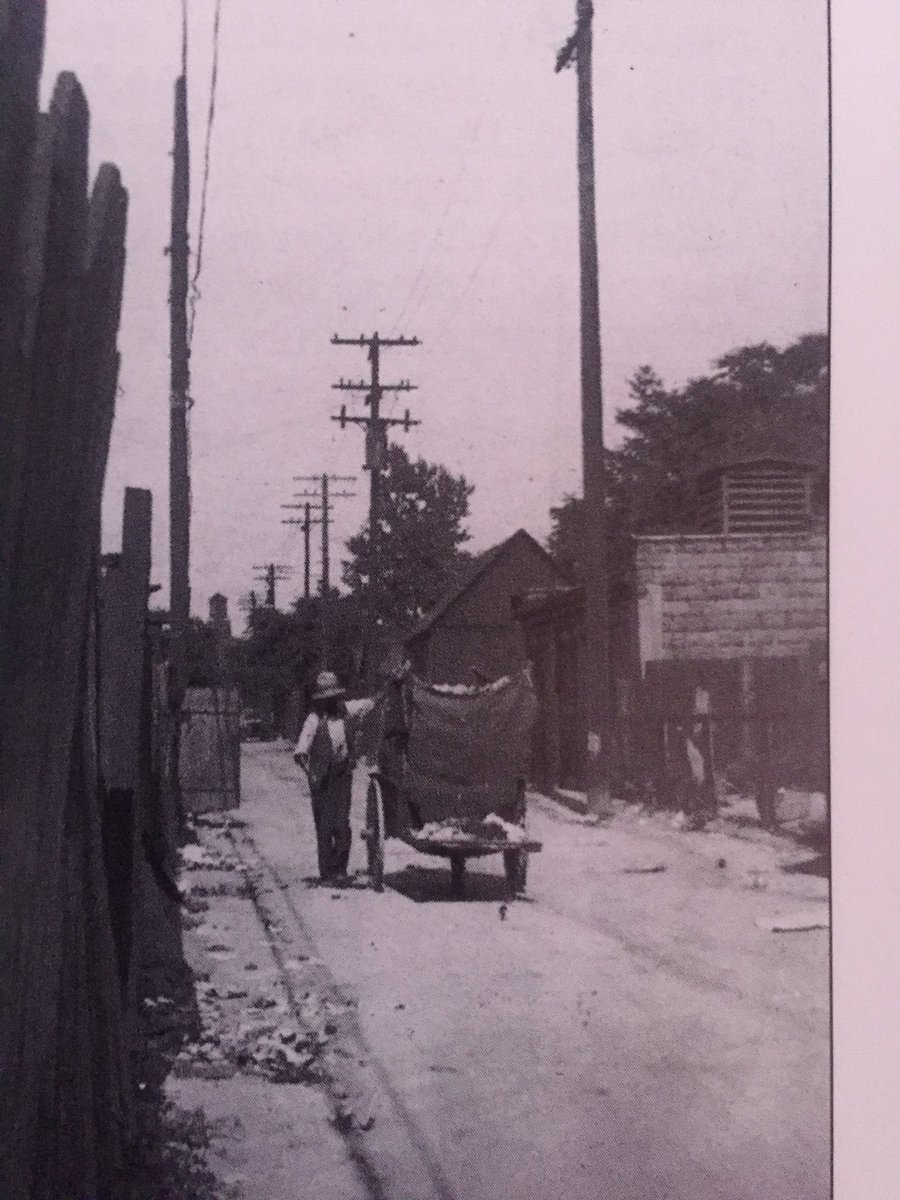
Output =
[{"x1": 179, "y1": 686, "x2": 241, "y2": 813}]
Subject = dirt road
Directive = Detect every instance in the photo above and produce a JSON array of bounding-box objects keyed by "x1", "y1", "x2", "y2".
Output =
[{"x1": 195, "y1": 741, "x2": 830, "y2": 1200}]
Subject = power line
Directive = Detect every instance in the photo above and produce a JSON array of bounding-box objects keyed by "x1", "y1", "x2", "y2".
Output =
[{"x1": 188, "y1": 0, "x2": 224, "y2": 347}]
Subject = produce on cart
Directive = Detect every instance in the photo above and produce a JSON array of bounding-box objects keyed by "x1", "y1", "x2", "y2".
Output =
[{"x1": 362, "y1": 670, "x2": 541, "y2": 898}]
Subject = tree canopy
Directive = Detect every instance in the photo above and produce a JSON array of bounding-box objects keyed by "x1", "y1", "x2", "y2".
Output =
[
  {"x1": 548, "y1": 332, "x2": 828, "y2": 579},
  {"x1": 342, "y1": 443, "x2": 474, "y2": 631}
]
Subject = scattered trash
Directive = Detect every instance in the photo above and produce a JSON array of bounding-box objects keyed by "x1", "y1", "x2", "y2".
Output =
[
  {"x1": 179, "y1": 844, "x2": 244, "y2": 872},
  {"x1": 143, "y1": 995, "x2": 174, "y2": 1010},
  {"x1": 394, "y1": 1003, "x2": 405, "y2": 1011},
  {"x1": 717, "y1": 857, "x2": 727, "y2": 869},
  {"x1": 245, "y1": 962, "x2": 259, "y2": 971},
  {"x1": 756, "y1": 911, "x2": 829, "y2": 933},
  {"x1": 746, "y1": 869, "x2": 769, "y2": 891},
  {"x1": 284, "y1": 956, "x2": 309, "y2": 970},
  {"x1": 331, "y1": 1103, "x2": 355, "y2": 1133},
  {"x1": 191, "y1": 812, "x2": 247, "y2": 829},
  {"x1": 499, "y1": 903, "x2": 508, "y2": 921},
  {"x1": 622, "y1": 861, "x2": 667, "y2": 874},
  {"x1": 416, "y1": 814, "x2": 525, "y2": 845}
]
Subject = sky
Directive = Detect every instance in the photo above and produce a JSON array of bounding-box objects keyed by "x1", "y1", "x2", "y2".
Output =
[{"x1": 41, "y1": 0, "x2": 828, "y2": 623}]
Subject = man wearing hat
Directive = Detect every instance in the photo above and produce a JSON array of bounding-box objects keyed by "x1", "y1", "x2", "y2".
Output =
[{"x1": 293, "y1": 671, "x2": 378, "y2": 884}]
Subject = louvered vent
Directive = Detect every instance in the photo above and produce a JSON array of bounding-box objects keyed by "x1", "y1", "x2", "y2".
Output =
[{"x1": 697, "y1": 463, "x2": 814, "y2": 534}]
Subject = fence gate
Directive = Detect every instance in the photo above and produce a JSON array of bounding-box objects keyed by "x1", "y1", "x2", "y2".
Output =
[
  {"x1": 179, "y1": 686, "x2": 241, "y2": 814},
  {"x1": 639, "y1": 656, "x2": 828, "y2": 817}
]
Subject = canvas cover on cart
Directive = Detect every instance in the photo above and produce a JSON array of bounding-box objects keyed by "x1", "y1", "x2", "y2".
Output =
[{"x1": 402, "y1": 671, "x2": 536, "y2": 825}]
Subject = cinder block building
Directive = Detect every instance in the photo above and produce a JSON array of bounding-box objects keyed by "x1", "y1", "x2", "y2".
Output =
[
  {"x1": 517, "y1": 441, "x2": 828, "y2": 795},
  {"x1": 634, "y1": 447, "x2": 826, "y2": 670}
]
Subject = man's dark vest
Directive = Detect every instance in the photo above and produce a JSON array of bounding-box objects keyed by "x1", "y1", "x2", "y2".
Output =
[{"x1": 307, "y1": 715, "x2": 355, "y2": 793}]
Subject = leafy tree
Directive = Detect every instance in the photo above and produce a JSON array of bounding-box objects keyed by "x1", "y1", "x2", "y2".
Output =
[
  {"x1": 342, "y1": 444, "x2": 474, "y2": 630},
  {"x1": 229, "y1": 593, "x2": 370, "y2": 733},
  {"x1": 548, "y1": 332, "x2": 828, "y2": 573}
]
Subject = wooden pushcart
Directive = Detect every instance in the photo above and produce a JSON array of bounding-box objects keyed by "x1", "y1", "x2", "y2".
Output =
[{"x1": 361, "y1": 671, "x2": 542, "y2": 899}]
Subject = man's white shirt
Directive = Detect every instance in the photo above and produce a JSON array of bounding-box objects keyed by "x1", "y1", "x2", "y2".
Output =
[{"x1": 294, "y1": 698, "x2": 376, "y2": 764}]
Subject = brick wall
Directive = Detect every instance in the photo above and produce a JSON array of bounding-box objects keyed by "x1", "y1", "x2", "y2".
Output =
[{"x1": 634, "y1": 532, "x2": 826, "y2": 665}]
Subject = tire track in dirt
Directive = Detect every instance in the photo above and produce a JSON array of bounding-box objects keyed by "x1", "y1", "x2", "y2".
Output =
[{"x1": 224, "y1": 821, "x2": 461, "y2": 1200}]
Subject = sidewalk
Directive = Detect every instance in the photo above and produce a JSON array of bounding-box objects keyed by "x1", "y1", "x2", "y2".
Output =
[{"x1": 161, "y1": 813, "x2": 370, "y2": 1200}]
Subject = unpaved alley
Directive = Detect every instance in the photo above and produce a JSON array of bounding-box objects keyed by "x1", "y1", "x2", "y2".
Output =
[{"x1": 172, "y1": 741, "x2": 829, "y2": 1200}]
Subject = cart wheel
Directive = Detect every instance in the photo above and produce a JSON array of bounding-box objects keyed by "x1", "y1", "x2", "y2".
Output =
[
  {"x1": 365, "y1": 777, "x2": 385, "y2": 892},
  {"x1": 450, "y1": 854, "x2": 466, "y2": 899},
  {"x1": 504, "y1": 849, "x2": 528, "y2": 898}
]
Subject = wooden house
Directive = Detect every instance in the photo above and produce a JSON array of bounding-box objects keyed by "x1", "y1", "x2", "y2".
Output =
[{"x1": 405, "y1": 529, "x2": 567, "y2": 684}]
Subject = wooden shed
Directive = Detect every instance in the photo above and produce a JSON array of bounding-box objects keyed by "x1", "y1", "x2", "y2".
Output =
[{"x1": 405, "y1": 529, "x2": 567, "y2": 684}]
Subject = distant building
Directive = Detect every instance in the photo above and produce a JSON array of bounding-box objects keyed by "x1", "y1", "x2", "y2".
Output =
[
  {"x1": 405, "y1": 529, "x2": 567, "y2": 684},
  {"x1": 208, "y1": 592, "x2": 232, "y2": 638}
]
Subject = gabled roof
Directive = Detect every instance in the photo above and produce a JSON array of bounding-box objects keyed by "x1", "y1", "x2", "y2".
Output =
[{"x1": 407, "y1": 529, "x2": 565, "y2": 642}]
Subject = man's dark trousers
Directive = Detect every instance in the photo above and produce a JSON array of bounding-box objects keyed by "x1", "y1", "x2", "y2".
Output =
[{"x1": 311, "y1": 762, "x2": 353, "y2": 880}]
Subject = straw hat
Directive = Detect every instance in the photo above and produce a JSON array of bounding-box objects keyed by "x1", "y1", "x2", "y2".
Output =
[{"x1": 312, "y1": 670, "x2": 345, "y2": 701}]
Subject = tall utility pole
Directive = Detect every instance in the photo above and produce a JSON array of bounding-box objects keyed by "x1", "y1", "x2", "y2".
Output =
[
  {"x1": 331, "y1": 333, "x2": 420, "y2": 682},
  {"x1": 284, "y1": 474, "x2": 355, "y2": 669},
  {"x1": 282, "y1": 499, "x2": 321, "y2": 597},
  {"x1": 290, "y1": 473, "x2": 356, "y2": 598},
  {"x1": 556, "y1": 0, "x2": 612, "y2": 817},
  {"x1": 252, "y1": 563, "x2": 291, "y2": 609},
  {"x1": 169, "y1": 72, "x2": 192, "y2": 698}
]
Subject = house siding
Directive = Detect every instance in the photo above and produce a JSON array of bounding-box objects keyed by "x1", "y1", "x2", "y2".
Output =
[{"x1": 409, "y1": 537, "x2": 562, "y2": 683}]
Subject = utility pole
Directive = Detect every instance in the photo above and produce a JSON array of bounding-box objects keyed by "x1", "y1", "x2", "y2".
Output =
[
  {"x1": 290, "y1": 473, "x2": 356, "y2": 598},
  {"x1": 169, "y1": 72, "x2": 191, "y2": 701},
  {"x1": 281, "y1": 499, "x2": 321, "y2": 599},
  {"x1": 331, "y1": 332, "x2": 420, "y2": 683},
  {"x1": 252, "y1": 563, "x2": 291, "y2": 609},
  {"x1": 284, "y1": 474, "x2": 355, "y2": 669},
  {"x1": 556, "y1": 0, "x2": 612, "y2": 817}
]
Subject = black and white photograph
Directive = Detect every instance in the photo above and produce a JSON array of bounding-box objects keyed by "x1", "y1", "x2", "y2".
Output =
[{"x1": 4, "y1": 1, "x2": 890, "y2": 1197}]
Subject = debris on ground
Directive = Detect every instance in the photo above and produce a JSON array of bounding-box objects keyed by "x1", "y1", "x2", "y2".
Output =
[
  {"x1": 622, "y1": 861, "x2": 667, "y2": 874},
  {"x1": 416, "y1": 814, "x2": 526, "y2": 844},
  {"x1": 179, "y1": 843, "x2": 246, "y2": 873},
  {"x1": 190, "y1": 812, "x2": 247, "y2": 829},
  {"x1": 755, "y1": 911, "x2": 829, "y2": 933}
]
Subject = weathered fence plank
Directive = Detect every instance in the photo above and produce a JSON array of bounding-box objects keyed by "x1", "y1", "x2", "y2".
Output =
[
  {"x1": 100, "y1": 487, "x2": 153, "y2": 1005},
  {"x1": 0, "y1": 35, "x2": 132, "y2": 1193}
]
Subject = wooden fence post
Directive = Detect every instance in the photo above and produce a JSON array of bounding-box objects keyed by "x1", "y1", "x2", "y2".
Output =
[{"x1": 0, "y1": 34, "x2": 131, "y2": 1193}]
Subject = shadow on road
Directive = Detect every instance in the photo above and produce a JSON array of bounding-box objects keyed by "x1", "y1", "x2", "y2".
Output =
[
  {"x1": 781, "y1": 851, "x2": 830, "y2": 878},
  {"x1": 386, "y1": 864, "x2": 511, "y2": 903}
]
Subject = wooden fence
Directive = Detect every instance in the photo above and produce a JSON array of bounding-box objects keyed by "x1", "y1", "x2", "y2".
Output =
[
  {"x1": 179, "y1": 686, "x2": 241, "y2": 814},
  {"x1": 638, "y1": 654, "x2": 829, "y2": 816},
  {"x1": 0, "y1": 8, "x2": 163, "y2": 1196}
]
